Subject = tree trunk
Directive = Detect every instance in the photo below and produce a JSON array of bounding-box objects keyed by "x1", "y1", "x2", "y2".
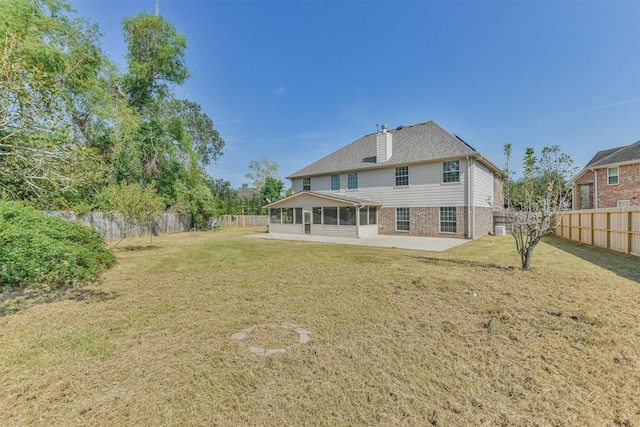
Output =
[{"x1": 521, "y1": 240, "x2": 539, "y2": 270}]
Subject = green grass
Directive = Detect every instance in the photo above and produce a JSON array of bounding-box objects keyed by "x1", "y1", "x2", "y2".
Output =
[{"x1": 0, "y1": 228, "x2": 638, "y2": 426}]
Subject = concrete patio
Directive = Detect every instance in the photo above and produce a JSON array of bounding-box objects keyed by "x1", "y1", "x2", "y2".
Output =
[{"x1": 246, "y1": 232, "x2": 470, "y2": 252}]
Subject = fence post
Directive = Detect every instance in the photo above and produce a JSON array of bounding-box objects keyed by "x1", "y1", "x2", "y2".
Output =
[{"x1": 628, "y1": 211, "x2": 633, "y2": 254}]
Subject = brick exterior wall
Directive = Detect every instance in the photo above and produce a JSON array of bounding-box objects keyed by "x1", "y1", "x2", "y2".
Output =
[
  {"x1": 573, "y1": 163, "x2": 640, "y2": 209},
  {"x1": 474, "y1": 207, "x2": 493, "y2": 237},
  {"x1": 378, "y1": 207, "x2": 467, "y2": 239}
]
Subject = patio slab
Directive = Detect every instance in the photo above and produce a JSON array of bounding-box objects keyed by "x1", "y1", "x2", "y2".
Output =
[{"x1": 246, "y1": 232, "x2": 469, "y2": 252}]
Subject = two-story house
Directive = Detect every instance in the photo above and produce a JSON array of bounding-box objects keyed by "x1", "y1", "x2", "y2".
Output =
[
  {"x1": 266, "y1": 121, "x2": 504, "y2": 239},
  {"x1": 570, "y1": 140, "x2": 640, "y2": 209}
]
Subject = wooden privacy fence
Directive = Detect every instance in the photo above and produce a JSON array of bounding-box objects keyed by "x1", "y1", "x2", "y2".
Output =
[
  {"x1": 554, "y1": 208, "x2": 640, "y2": 256},
  {"x1": 45, "y1": 211, "x2": 192, "y2": 242},
  {"x1": 218, "y1": 215, "x2": 268, "y2": 228}
]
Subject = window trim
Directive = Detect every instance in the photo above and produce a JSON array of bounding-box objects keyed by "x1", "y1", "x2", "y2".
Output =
[
  {"x1": 395, "y1": 166, "x2": 409, "y2": 187},
  {"x1": 396, "y1": 207, "x2": 410, "y2": 232},
  {"x1": 439, "y1": 207, "x2": 457, "y2": 233},
  {"x1": 347, "y1": 172, "x2": 358, "y2": 190},
  {"x1": 330, "y1": 174, "x2": 340, "y2": 191},
  {"x1": 442, "y1": 160, "x2": 460, "y2": 183},
  {"x1": 607, "y1": 167, "x2": 619, "y2": 186}
]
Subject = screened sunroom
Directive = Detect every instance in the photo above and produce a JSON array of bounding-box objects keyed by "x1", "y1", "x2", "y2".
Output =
[{"x1": 265, "y1": 191, "x2": 381, "y2": 238}]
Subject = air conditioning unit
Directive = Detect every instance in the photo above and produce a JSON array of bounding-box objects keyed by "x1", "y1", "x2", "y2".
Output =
[{"x1": 495, "y1": 225, "x2": 507, "y2": 236}]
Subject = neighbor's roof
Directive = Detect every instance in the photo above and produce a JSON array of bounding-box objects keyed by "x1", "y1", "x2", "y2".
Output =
[
  {"x1": 287, "y1": 121, "x2": 502, "y2": 179},
  {"x1": 584, "y1": 140, "x2": 640, "y2": 168}
]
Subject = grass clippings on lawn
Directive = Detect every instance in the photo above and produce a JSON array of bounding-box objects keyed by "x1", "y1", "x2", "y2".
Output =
[{"x1": 0, "y1": 228, "x2": 639, "y2": 426}]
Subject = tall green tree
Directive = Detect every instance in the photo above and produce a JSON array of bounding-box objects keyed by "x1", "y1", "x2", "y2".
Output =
[
  {"x1": 167, "y1": 99, "x2": 225, "y2": 167},
  {"x1": 122, "y1": 12, "x2": 189, "y2": 109},
  {"x1": 0, "y1": 0, "x2": 105, "y2": 200}
]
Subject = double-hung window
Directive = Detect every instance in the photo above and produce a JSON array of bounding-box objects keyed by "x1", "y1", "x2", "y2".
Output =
[
  {"x1": 442, "y1": 160, "x2": 460, "y2": 183},
  {"x1": 395, "y1": 166, "x2": 409, "y2": 186},
  {"x1": 331, "y1": 174, "x2": 340, "y2": 191},
  {"x1": 396, "y1": 208, "x2": 410, "y2": 231},
  {"x1": 440, "y1": 207, "x2": 457, "y2": 233},
  {"x1": 302, "y1": 177, "x2": 311, "y2": 191},
  {"x1": 608, "y1": 167, "x2": 619, "y2": 185},
  {"x1": 347, "y1": 173, "x2": 358, "y2": 190}
]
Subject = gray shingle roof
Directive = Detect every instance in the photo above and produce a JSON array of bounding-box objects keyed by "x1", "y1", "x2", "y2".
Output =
[
  {"x1": 264, "y1": 191, "x2": 382, "y2": 208},
  {"x1": 585, "y1": 140, "x2": 640, "y2": 168},
  {"x1": 288, "y1": 121, "x2": 500, "y2": 178}
]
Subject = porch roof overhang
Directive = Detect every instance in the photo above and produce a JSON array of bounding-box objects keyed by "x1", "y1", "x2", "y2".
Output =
[{"x1": 265, "y1": 191, "x2": 383, "y2": 209}]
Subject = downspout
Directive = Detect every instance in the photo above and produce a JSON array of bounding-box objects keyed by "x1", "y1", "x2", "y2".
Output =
[
  {"x1": 466, "y1": 157, "x2": 473, "y2": 239},
  {"x1": 592, "y1": 169, "x2": 598, "y2": 209}
]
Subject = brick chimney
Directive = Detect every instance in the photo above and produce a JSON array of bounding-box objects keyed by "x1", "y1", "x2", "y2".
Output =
[{"x1": 376, "y1": 124, "x2": 392, "y2": 163}]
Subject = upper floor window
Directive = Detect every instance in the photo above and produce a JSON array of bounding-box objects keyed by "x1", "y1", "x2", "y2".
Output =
[
  {"x1": 331, "y1": 174, "x2": 340, "y2": 191},
  {"x1": 395, "y1": 166, "x2": 409, "y2": 186},
  {"x1": 303, "y1": 177, "x2": 311, "y2": 191},
  {"x1": 607, "y1": 167, "x2": 619, "y2": 185},
  {"x1": 347, "y1": 173, "x2": 358, "y2": 190},
  {"x1": 443, "y1": 160, "x2": 460, "y2": 183}
]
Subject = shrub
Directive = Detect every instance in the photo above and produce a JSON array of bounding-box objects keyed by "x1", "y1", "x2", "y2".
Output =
[{"x1": 0, "y1": 201, "x2": 116, "y2": 290}]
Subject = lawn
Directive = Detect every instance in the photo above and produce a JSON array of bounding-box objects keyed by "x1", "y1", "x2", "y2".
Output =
[{"x1": 1, "y1": 228, "x2": 639, "y2": 426}]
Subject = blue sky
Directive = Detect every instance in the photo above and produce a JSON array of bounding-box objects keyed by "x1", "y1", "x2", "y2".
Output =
[{"x1": 70, "y1": 0, "x2": 640, "y2": 188}]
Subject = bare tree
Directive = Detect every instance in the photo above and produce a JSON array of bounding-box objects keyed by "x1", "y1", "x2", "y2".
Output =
[
  {"x1": 245, "y1": 156, "x2": 279, "y2": 189},
  {"x1": 504, "y1": 145, "x2": 576, "y2": 270}
]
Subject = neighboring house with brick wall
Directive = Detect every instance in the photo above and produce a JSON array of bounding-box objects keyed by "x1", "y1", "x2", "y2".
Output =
[
  {"x1": 570, "y1": 140, "x2": 640, "y2": 209},
  {"x1": 266, "y1": 121, "x2": 504, "y2": 239}
]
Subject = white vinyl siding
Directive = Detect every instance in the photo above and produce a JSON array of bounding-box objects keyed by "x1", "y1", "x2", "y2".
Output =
[
  {"x1": 473, "y1": 162, "x2": 496, "y2": 207},
  {"x1": 269, "y1": 223, "x2": 303, "y2": 234},
  {"x1": 339, "y1": 162, "x2": 467, "y2": 207},
  {"x1": 291, "y1": 160, "x2": 474, "y2": 207}
]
